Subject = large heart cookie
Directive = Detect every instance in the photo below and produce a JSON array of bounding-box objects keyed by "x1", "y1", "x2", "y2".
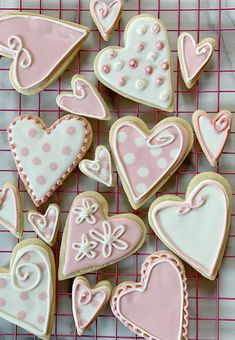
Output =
[
  {"x1": 0, "y1": 12, "x2": 89, "y2": 95},
  {"x1": 0, "y1": 238, "x2": 55, "y2": 339},
  {"x1": 111, "y1": 251, "x2": 188, "y2": 340},
  {"x1": 149, "y1": 173, "x2": 232, "y2": 280},
  {"x1": 8, "y1": 114, "x2": 92, "y2": 207},
  {"x1": 94, "y1": 14, "x2": 174, "y2": 111},
  {"x1": 59, "y1": 192, "x2": 146, "y2": 280},
  {"x1": 193, "y1": 110, "x2": 232, "y2": 167},
  {"x1": 110, "y1": 116, "x2": 193, "y2": 209}
]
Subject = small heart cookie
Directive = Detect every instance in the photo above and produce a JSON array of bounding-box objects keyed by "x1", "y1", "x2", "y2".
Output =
[
  {"x1": 94, "y1": 14, "x2": 174, "y2": 111},
  {"x1": 8, "y1": 114, "x2": 93, "y2": 207},
  {"x1": 178, "y1": 32, "x2": 216, "y2": 89},
  {"x1": 0, "y1": 182, "x2": 22, "y2": 238},
  {"x1": 28, "y1": 204, "x2": 60, "y2": 246},
  {"x1": 192, "y1": 110, "x2": 232, "y2": 167},
  {"x1": 79, "y1": 145, "x2": 114, "y2": 187},
  {"x1": 72, "y1": 276, "x2": 111, "y2": 335},
  {"x1": 56, "y1": 75, "x2": 111, "y2": 120},
  {"x1": 149, "y1": 173, "x2": 232, "y2": 280},
  {"x1": 59, "y1": 192, "x2": 146, "y2": 280},
  {"x1": 0, "y1": 238, "x2": 55, "y2": 339},
  {"x1": 111, "y1": 251, "x2": 188, "y2": 340}
]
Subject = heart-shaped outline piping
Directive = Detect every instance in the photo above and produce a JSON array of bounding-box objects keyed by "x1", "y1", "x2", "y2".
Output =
[
  {"x1": 8, "y1": 114, "x2": 93, "y2": 207},
  {"x1": 72, "y1": 276, "x2": 111, "y2": 335},
  {"x1": 56, "y1": 75, "x2": 111, "y2": 120},
  {"x1": 148, "y1": 173, "x2": 232, "y2": 280},
  {"x1": 111, "y1": 251, "x2": 188, "y2": 340},
  {"x1": 192, "y1": 110, "x2": 232, "y2": 167}
]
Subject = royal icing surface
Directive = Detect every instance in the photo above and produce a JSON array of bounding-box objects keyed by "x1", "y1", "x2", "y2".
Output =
[
  {"x1": 79, "y1": 145, "x2": 114, "y2": 187},
  {"x1": 0, "y1": 14, "x2": 89, "y2": 92},
  {"x1": 0, "y1": 243, "x2": 53, "y2": 337},
  {"x1": 150, "y1": 179, "x2": 230, "y2": 278},
  {"x1": 111, "y1": 252, "x2": 188, "y2": 340},
  {"x1": 28, "y1": 204, "x2": 59, "y2": 246},
  {"x1": 8, "y1": 115, "x2": 92, "y2": 206},
  {"x1": 94, "y1": 15, "x2": 174, "y2": 111},
  {"x1": 56, "y1": 75, "x2": 110, "y2": 120}
]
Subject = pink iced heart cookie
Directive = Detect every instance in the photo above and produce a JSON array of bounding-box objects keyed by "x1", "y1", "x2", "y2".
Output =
[
  {"x1": 0, "y1": 182, "x2": 22, "y2": 238},
  {"x1": 193, "y1": 110, "x2": 232, "y2": 167},
  {"x1": 56, "y1": 75, "x2": 111, "y2": 120},
  {"x1": 59, "y1": 192, "x2": 146, "y2": 280},
  {"x1": 178, "y1": 32, "x2": 216, "y2": 88},
  {"x1": 90, "y1": 0, "x2": 124, "y2": 41},
  {"x1": 28, "y1": 204, "x2": 60, "y2": 246},
  {"x1": 0, "y1": 12, "x2": 89, "y2": 95},
  {"x1": 72, "y1": 276, "x2": 111, "y2": 335},
  {"x1": 149, "y1": 173, "x2": 232, "y2": 280},
  {"x1": 8, "y1": 114, "x2": 92, "y2": 207},
  {"x1": 111, "y1": 251, "x2": 188, "y2": 340},
  {"x1": 110, "y1": 116, "x2": 194, "y2": 209},
  {"x1": 94, "y1": 14, "x2": 174, "y2": 111},
  {"x1": 0, "y1": 238, "x2": 55, "y2": 339}
]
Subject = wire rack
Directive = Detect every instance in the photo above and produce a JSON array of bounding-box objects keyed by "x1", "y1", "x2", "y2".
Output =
[{"x1": 0, "y1": 0, "x2": 235, "y2": 339}]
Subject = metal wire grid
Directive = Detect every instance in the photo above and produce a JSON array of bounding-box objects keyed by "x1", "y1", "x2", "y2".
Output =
[{"x1": 0, "y1": 0, "x2": 235, "y2": 339}]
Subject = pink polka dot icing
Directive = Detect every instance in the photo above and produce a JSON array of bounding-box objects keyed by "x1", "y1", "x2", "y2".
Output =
[
  {"x1": 0, "y1": 279, "x2": 8, "y2": 289},
  {"x1": 63, "y1": 146, "x2": 72, "y2": 156},
  {"x1": 20, "y1": 292, "x2": 29, "y2": 300},
  {"x1": 42, "y1": 143, "x2": 51, "y2": 152},
  {"x1": 49, "y1": 162, "x2": 58, "y2": 171},
  {"x1": 21, "y1": 147, "x2": 29, "y2": 156},
  {"x1": 28, "y1": 128, "x2": 37, "y2": 138},
  {"x1": 39, "y1": 292, "x2": 47, "y2": 301},
  {"x1": 37, "y1": 315, "x2": 45, "y2": 324},
  {"x1": 66, "y1": 126, "x2": 76, "y2": 135},
  {"x1": 36, "y1": 175, "x2": 47, "y2": 185},
  {"x1": 18, "y1": 311, "x2": 27, "y2": 320},
  {"x1": 0, "y1": 298, "x2": 6, "y2": 307},
  {"x1": 33, "y1": 157, "x2": 42, "y2": 165}
]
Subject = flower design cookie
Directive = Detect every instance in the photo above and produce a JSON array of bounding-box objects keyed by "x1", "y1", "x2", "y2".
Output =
[
  {"x1": 148, "y1": 173, "x2": 232, "y2": 280},
  {"x1": 59, "y1": 192, "x2": 146, "y2": 280},
  {"x1": 8, "y1": 114, "x2": 93, "y2": 207},
  {"x1": 94, "y1": 14, "x2": 174, "y2": 111},
  {"x1": 0, "y1": 12, "x2": 89, "y2": 95},
  {"x1": 111, "y1": 251, "x2": 188, "y2": 340},
  {"x1": 192, "y1": 110, "x2": 232, "y2": 167}
]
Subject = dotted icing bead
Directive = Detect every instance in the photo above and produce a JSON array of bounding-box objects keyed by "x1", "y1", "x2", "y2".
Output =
[
  {"x1": 145, "y1": 65, "x2": 153, "y2": 76},
  {"x1": 154, "y1": 77, "x2": 164, "y2": 86},
  {"x1": 118, "y1": 76, "x2": 127, "y2": 87},
  {"x1": 151, "y1": 23, "x2": 161, "y2": 34},
  {"x1": 161, "y1": 62, "x2": 169, "y2": 71},
  {"x1": 113, "y1": 60, "x2": 124, "y2": 71},
  {"x1": 135, "y1": 79, "x2": 147, "y2": 91},
  {"x1": 156, "y1": 40, "x2": 164, "y2": 50},
  {"x1": 146, "y1": 52, "x2": 158, "y2": 63},
  {"x1": 129, "y1": 58, "x2": 138, "y2": 69},
  {"x1": 137, "y1": 24, "x2": 148, "y2": 36},
  {"x1": 159, "y1": 91, "x2": 170, "y2": 101},
  {"x1": 108, "y1": 49, "x2": 117, "y2": 58},
  {"x1": 135, "y1": 41, "x2": 145, "y2": 52},
  {"x1": 102, "y1": 64, "x2": 110, "y2": 74}
]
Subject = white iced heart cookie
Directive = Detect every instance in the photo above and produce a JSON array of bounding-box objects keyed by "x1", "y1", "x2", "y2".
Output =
[
  {"x1": 192, "y1": 110, "x2": 232, "y2": 167},
  {"x1": 0, "y1": 238, "x2": 55, "y2": 339},
  {"x1": 79, "y1": 145, "x2": 114, "y2": 187},
  {"x1": 28, "y1": 204, "x2": 60, "y2": 246},
  {"x1": 94, "y1": 14, "x2": 174, "y2": 111},
  {"x1": 149, "y1": 173, "x2": 232, "y2": 280}
]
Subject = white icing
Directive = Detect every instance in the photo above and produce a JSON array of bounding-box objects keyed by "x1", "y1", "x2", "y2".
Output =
[
  {"x1": 72, "y1": 199, "x2": 99, "y2": 225},
  {"x1": 0, "y1": 184, "x2": 19, "y2": 237},
  {"x1": 72, "y1": 234, "x2": 98, "y2": 261}
]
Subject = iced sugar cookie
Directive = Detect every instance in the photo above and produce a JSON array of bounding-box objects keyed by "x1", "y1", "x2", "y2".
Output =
[
  {"x1": 0, "y1": 182, "x2": 22, "y2": 238},
  {"x1": 178, "y1": 32, "x2": 216, "y2": 89},
  {"x1": 0, "y1": 238, "x2": 55, "y2": 339},
  {"x1": 59, "y1": 192, "x2": 146, "y2": 280},
  {"x1": 94, "y1": 14, "x2": 174, "y2": 111},
  {"x1": 149, "y1": 173, "x2": 232, "y2": 280},
  {"x1": 56, "y1": 75, "x2": 111, "y2": 120},
  {"x1": 72, "y1": 276, "x2": 111, "y2": 335},
  {"x1": 90, "y1": 0, "x2": 124, "y2": 41},
  {"x1": 8, "y1": 114, "x2": 92, "y2": 207},
  {"x1": 79, "y1": 145, "x2": 114, "y2": 187},
  {"x1": 111, "y1": 251, "x2": 188, "y2": 340},
  {"x1": 192, "y1": 110, "x2": 232, "y2": 167},
  {"x1": 0, "y1": 12, "x2": 89, "y2": 95},
  {"x1": 110, "y1": 116, "x2": 194, "y2": 210}
]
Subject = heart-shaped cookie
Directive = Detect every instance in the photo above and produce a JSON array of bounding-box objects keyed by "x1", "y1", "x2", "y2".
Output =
[
  {"x1": 0, "y1": 12, "x2": 89, "y2": 95},
  {"x1": 94, "y1": 14, "x2": 174, "y2": 111},
  {"x1": 149, "y1": 173, "x2": 232, "y2": 280},
  {"x1": 56, "y1": 75, "x2": 111, "y2": 120},
  {"x1": 8, "y1": 114, "x2": 92, "y2": 207},
  {"x1": 111, "y1": 251, "x2": 188, "y2": 340},
  {"x1": 0, "y1": 182, "x2": 22, "y2": 238},
  {"x1": 0, "y1": 238, "x2": 55, "y2": 339},
  {"x1": 72, "y1": 276, "x2": 111, "y2": 335},
  {"x1": 193, "y1": 110, "x2": 232, "y2": 167},
  {"x1": 178, "y1": 32, "x2": 216, "y2": 89},
  {"x1": 28, "y1": 204, "x2": 60, "y2": 246},
  {"x1": 90, "y1": 0, "x2": 124, "y2": 41},
  {"x1": 79, "y1": 145, "x2": 114, "y2": 187},
  {"x1": 110, "y1": 116, "x2": 193, "y2": 209},
  {"x1": 59, "y1": 192, "x2": 146, "y2": 280}
]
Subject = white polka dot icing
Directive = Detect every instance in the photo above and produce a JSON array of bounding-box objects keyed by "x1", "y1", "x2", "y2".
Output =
[
  {"x1": 124, "y1": 153, "x2": 136, "y2": 164},
  {"x1": 95, "y1": 14, "x2": 174, "y2": 111}
]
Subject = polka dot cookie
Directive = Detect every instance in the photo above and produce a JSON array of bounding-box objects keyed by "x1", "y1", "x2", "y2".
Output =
[{"x1": 94, "y1": 14, "x2": 174, "y2": 111}]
